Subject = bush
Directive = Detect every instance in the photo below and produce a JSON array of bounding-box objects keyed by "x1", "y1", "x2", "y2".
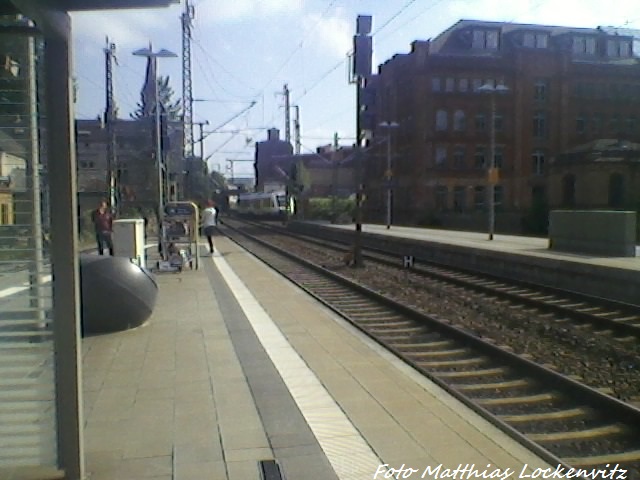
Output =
[{"x1": 305, "y1": 197, "x2": 355, "y2": 221}]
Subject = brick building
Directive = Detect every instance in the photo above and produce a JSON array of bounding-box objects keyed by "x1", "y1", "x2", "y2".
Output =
[
  {"x1": 366, "y1": 20, "x2": 640, "y2": 233},
  {"x1": 548, "y1": 139, "x2": 640, "y2": 210},
  {"x1": 269, "y1": 145, "x2": 357, "y2": 198},
  {"x1": 75, "y1": 117, "x2": 183, "y2": 215},
  {"x1": 254, "y1": 128, "x2": 293, "y2": 192}
]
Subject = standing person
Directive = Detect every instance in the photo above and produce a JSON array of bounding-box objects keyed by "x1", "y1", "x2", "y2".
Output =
[
  {"x1": 91, "y1": 199, "x2": 114, "y2": 256},
  {"x1": 201, "y1": 200, "x2": 218, "y2": 255}
]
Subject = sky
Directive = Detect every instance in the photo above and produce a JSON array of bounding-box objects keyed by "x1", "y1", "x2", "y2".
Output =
[{"x1": 69, "y1": 0, "x2": 640, "y2": 178}]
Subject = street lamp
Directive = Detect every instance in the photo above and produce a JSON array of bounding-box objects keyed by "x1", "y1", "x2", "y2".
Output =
[
  {"x1": 132, "y1": 46, "x2": 177, "y2": 249},
  {"x1": 379, "y1": 121, "x2": 399, "y2": 229},
  {"x1": 477, "y1": 83, "x2": 509, "y2": 240}
]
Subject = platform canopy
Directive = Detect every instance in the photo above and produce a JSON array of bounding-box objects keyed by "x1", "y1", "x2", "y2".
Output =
[{"x1": 1, "y1": 0, "x2": 177, "y2": 13}]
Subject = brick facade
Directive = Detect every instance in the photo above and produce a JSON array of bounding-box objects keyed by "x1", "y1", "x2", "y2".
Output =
[{"x1": 367, "y1": 20, "x2": 640, "y2": 232}]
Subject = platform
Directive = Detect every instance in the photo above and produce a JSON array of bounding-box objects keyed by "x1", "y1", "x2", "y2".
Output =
[
  {"x1": 81, "y1": 235, "x2": 551, "y2": 479},
  {"x1": 294, "y1": 222, "x2": 640, "y2": 305}
]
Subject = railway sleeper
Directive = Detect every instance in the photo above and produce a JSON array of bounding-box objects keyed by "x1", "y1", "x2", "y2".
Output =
[
  {"x1": 566, "y1": 449, "x2": 640, "y2": 467},
  {"x1": 526, "y1": 424, "x2": 630, "y2": 443},
  {"x1": 436, "y1": 367, "x2": 507, "y2": 378},
  {"x1": 476, "y1": 392, "x2": 560, "y2": 406},
  {"x1": 499, "y1": 407, "x2": 590, "y2": 423},
  {"x1": 404, "y1": 348, "x2": 469, "y2": 358},
  {"x1": 369, "y1": 326, "x2": 426, "y2": 335},
  {"x1": 417, "y1": 357, "x2": 488, "y2": 368},
  {"x1": 361, "y1": 319, "x2": 415, "y2": 327},
  {"x1": 454, "y1": 379, "x2": 531, "y2": 392}
]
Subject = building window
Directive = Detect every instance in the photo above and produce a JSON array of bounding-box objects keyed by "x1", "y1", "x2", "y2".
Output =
[
  {"x1": 453, "y1": 110, "x2": 466, "y2": 131},
  {"x1": 608, "y1": 39, "x2": 632, "y2": 58},
  {"x1": 533, "y1": 111, "x2": 547, "y2": 138},
  {"x1": 473, "y1": 29, "x2": 498, "y2": 48},
  {"x1": 472, "y1": 78, "x2": 483, "y2": 91},
  {"x1": 453, "y1": 146, "x2": 466, "y2": 169},
  {"x1": 432, "y1": 77, "x2": 441, "y2": 92},
  {"x1": 445, "y1": 77, "x2": 455, "y2": 92},
  {"x1": 573, "y1": 36, "x2": 596, "y2": 55},
  {"x1": 435, "y1": 186, "x2": 448, "y2": 211},
  {"x1": 524, "y1": 32, "x2": 548, "y2": 48},
  {"x1": 626, "y1": 116, "x2": 636, "y2": 133},
  {"x1": 475, "y1": 113, "x2": 486, "y2": 132},
  {"x1": 494, "y1": 113, "x2": 504, "y2": 132},
  {"x1": 435, "y1": 146, "x2": 447, "y2": 167},
  {"x1": 534, "y1": 79, "x2": 548, "y2": 102},
  {"x1": 453, "y1": 186, "x2": 466, "y2": 212},
  {"x1": 576, "y1": 116, "x2": 585, "y2": 134},
  {"x1": 608, "y1": 173, "x2": 625, "y2": 208},
  {"x1": 494, "y1": 185, "x2": 504, "y2": 208},
  {"x1": 435, "y1": 110, "x2": 448, "y2": 131},
  {"x1": 610, "y1": 116, "x2": 621, "y2": 134},
  {"x1": 494, "y1": 146, "x2": 504, "y2": 169},
  {"x1": 474, "y1": 186, "x2": 485, "y2": 209},
  {"x1": 592, "y1": 115, "x2": 602, "y2": 134},
  {"x1": 532, "y1": 150, "x2": 545, "y2": 175},
  {"x1": 474, "y1": 146, "x2": 486, "y2": 169},
  {"x1": 562, "y1": 174, "x2": 576, "y2": 207},
  {"x1": 459, "y1": 78, "x2": 469, "y2": 92},
  {"x1": 0, "y1": 203, "x2": 9, "y2": 225}
]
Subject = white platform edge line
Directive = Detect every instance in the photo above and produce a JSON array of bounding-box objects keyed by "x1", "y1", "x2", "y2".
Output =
[{"x1": 212, "y1": 255, "x2": 383, "y2": 479}]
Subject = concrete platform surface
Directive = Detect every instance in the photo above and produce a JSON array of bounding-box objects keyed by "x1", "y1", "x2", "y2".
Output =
[{"x1": 81, "y1": 235, "x2": 551, "y2": 479}]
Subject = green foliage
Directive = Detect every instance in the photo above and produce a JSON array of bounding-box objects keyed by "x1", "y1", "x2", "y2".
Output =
[
  {"x1": 131, "y1": 76, "x2": 182, "y2": 121},
  {"x1": 305, "y1": 197, "x2": 355, "y2": 221}
]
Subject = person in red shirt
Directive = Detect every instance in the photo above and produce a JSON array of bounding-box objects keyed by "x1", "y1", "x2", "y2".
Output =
[{"x1": 91, "y1": 199, "x2": 114, "y2": 255}]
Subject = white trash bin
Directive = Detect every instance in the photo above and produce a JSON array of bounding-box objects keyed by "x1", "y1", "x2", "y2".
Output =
[{"x1": 113, "y1": 219, "x2": 147, "y2": 268}]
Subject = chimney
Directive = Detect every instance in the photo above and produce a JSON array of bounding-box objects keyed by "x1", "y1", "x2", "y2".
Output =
[{"x1": 267, "y1": 128, "x2": 280, "y2": 141}]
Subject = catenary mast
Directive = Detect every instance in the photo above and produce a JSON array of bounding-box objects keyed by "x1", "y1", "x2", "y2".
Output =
[
  {"x1": 104, "y1": 37, "x2": 118, "y2": 212},
  {"x1": 182, "y1": 0, "x2": 195, "y2": 160}
]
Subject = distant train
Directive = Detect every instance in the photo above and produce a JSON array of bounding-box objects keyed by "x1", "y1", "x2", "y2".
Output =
[{"x1": 234, "y1": 190, "x2": 289, "y2": 218}]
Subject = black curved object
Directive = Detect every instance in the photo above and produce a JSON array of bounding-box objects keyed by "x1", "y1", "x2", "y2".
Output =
[{"x1": 80, "y1": 254, "x2": 158, "y2": 335}]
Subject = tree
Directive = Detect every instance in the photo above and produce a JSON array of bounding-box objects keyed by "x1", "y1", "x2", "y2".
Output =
[{"x1": 131, "y1": 75, "x2": 181, "y2": 121}]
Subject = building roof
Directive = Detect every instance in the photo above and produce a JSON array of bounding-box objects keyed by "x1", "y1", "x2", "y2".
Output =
[{"x1": 429, "y1": 19, "x2": 637, "y2": 55}]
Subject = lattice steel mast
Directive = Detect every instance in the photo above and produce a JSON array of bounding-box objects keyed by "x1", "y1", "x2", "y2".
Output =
[
  {"x1": 104, "y1": 37, "x2": 118, "y2": 212},
  {"x1": 182, "y1": 0, "x2": 195, "y2": 159}
]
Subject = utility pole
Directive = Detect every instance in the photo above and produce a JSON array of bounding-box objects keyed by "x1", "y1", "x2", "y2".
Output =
[
  {"x1": 351, "y1": 15, "x2": 373, "y2": 267},
  {"x1": 292, "y1": 105, "x2": 301, "y2": 155},
  {"x1": 182, "y1": 0, "x2": 195, "y2": 159},
  {"x1": 283, "y1": 83, "x2": 291, "y2": 144},
  {"x1": 332, "y1": 132, "x2": 339, "y2": 217},
  {"x1": 196, "y1": 121, "x2": 208, "y2": 161},
  {"x1": 104, "y1": 37, "x2": 118, "y2": 213}
]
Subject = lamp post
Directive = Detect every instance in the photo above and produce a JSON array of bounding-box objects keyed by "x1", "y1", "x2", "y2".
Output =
[
  {"x1": 132, "y1": 46, "x2": 177, "y2": 249},
  {"x1": 379, "y1": 121, "x2": 399, "y2": 229},
  {"x1": 477, "y1": 83, "x2": 508, "y2": 240}
]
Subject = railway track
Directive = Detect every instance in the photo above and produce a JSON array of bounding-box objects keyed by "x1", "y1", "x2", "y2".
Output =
[
  {"x1": 221, "y1": 221, "x2": 640, "y2": 479},
  {"x1": 234, "y1": 219, "x2": 640, "y2": 341}
]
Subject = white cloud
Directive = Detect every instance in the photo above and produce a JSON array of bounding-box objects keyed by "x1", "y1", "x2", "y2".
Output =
[
  {"x1": 197, "y1": 0, "x2": 302, "y2": 24},
  {"x1": 303, "y1": 9, "x2": 352, "y2": 58},
  {"x1": 70, "y1": 8, "x2": 179, "y2": 48}
]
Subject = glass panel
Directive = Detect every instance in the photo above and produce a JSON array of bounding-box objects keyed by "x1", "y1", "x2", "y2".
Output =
[{"x1": 0, "y1": 19, "x2": 57, "y2": 470}]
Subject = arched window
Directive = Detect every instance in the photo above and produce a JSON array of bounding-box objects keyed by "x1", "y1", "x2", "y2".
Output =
[
  {"x1": 435, "y1": 110, "x2": 448, "y2": 131},
  {"x1": 608, "y1": 173, "x2": 625, "y2": 208},
  {"x1": 453, "y1": 110, "x2": 466, "y2": 131},
  {"x1": 562, "y1": 174, "x2": 576, "y2": 207}
]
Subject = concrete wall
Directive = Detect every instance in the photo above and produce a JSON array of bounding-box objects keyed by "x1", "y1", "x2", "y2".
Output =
[{"x1": 549, "y1": 210, "x2": 636, "y2": 257}]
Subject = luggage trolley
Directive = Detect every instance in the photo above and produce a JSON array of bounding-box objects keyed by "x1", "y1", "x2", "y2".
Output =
[{"x1": 158, "y1": 201, "x2": 200, "y2": 272}]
